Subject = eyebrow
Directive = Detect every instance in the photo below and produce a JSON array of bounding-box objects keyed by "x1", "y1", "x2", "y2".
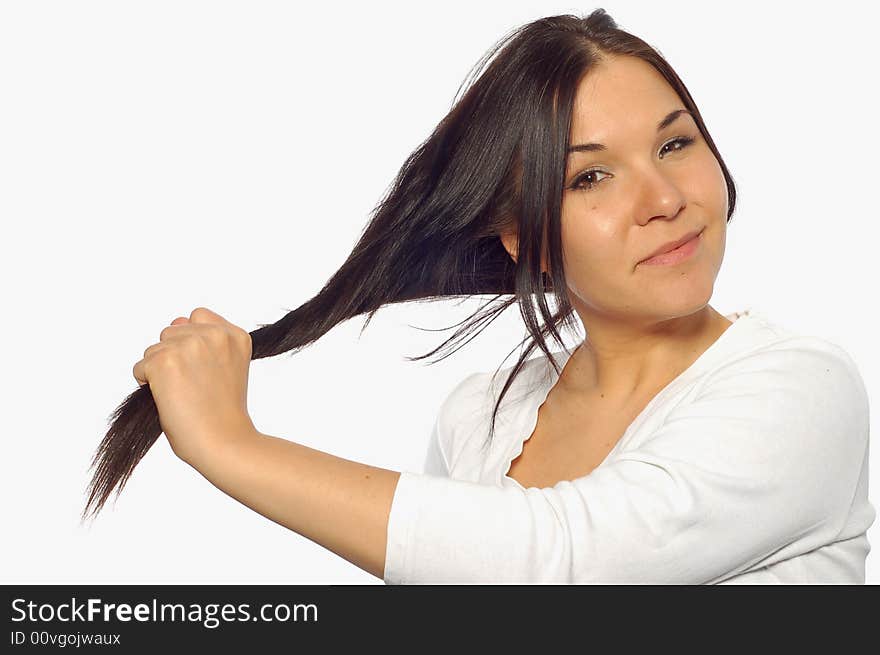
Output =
[{"x1": 567, "y1": 109, "x2": 694, "y2": 155}]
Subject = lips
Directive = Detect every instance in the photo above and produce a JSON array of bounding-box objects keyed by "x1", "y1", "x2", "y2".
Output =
[{"x1": 640, "y1": 228, "x2": 703, "y2": 263}]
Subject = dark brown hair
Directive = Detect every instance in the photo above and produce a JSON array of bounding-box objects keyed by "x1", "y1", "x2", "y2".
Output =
[{"x1": 82, "y1": 8, "x2": 736, "y2": 521}]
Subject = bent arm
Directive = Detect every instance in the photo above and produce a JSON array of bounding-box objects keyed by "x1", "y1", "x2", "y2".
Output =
[
  {"x1": 189, "y1": 340, "x2": 869, "y2": 584},
  {"x1": 382, "y1": 340, "x2": 871, "y2": 584}
]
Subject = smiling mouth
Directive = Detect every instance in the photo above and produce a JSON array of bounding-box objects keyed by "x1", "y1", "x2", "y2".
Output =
[{"x1": 638, "y1": 228, "x2": 704, "y2": 267}]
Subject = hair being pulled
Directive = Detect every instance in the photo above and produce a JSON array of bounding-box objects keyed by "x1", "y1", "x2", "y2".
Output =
[{"x1": 82, "y1": 8, "x2": 737, "y2": 521}]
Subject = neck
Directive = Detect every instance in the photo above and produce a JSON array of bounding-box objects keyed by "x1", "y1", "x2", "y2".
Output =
[{"x1": 558, "y1": 305, "x2": 733, "y2": 403}]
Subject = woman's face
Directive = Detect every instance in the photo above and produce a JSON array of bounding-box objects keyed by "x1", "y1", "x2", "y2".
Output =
[{"x1": 510, "y1": 55, "x2": 729, "y2": 324}]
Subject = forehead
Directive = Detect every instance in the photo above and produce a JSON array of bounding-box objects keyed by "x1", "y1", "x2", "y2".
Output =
[{"x1": 570, "y1": 56, "x2": 684, "y2": 138}]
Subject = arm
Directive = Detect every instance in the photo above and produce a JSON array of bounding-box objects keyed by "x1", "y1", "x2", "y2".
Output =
[
  {"x1": 191, "y1": 432, "x2": 401, "y2": 581},
  {"x1": 191, "y1": 339, "x2": 870, "y2": 584},
  {"x1": 383, "y1": 339, "x2": 871, "y2": 583}
]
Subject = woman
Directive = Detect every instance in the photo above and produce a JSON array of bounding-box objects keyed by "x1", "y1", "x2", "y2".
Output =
[{"x1": 85, "y1": 10, "x2": 874, "y2": 583}]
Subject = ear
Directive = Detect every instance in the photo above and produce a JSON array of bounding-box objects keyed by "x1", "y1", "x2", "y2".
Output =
[
  {"x1": 499, "y1": 230, "x2": 550, "y2": 274},
  {"x1": 499, "y1": 230, "x2": 519, "y2": 264}
]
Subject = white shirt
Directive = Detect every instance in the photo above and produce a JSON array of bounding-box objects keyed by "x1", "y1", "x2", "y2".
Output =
[{"x1": 383, "y1": 310, "x2": 875, "y2": 584}]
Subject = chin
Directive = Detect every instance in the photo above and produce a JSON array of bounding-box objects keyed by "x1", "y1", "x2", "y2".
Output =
[{"x1": 652, "y1": 279, "x2": 716, "y2": 313}]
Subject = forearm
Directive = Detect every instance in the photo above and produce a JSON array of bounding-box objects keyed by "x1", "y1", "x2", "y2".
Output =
[{"x1": 189, "y1": 429, "x2": 401, "y2": 580}]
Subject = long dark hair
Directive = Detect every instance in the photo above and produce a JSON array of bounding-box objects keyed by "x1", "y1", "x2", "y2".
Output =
[{"x1": 82, "y1": 8, "x2": 737, "y2": 521}]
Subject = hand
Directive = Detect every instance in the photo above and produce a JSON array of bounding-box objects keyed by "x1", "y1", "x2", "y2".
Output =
[{"x1": 133, "y1": 306, "x2": 257, "y2": 466}]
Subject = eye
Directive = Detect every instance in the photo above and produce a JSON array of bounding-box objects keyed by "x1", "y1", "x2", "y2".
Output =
[
  {"x1": 569, "y1": 168, "x2": 610, "y2": 192},
  {"x1": 659, "y1": 135, "x2": 696, "y2": 159},
  {"x1": 568, "y1": 135, "x2": 698, "y2": 192}
]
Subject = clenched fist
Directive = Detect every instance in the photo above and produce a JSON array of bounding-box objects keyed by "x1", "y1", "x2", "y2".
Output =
[{"x1": 133, "y1": 306, "x2": 258, "y2": 465}]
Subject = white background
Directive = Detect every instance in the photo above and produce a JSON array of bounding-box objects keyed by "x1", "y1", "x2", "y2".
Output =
[{"x1": 1, "y1": 0, "x2": 877, "y2": 584}]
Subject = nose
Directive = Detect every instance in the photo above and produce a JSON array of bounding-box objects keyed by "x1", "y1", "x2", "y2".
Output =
[{"x1": 635, "y1": 163, "x2": 687, "y2": 221}]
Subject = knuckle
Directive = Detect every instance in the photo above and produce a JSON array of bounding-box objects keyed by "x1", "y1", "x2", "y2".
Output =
[{"x1": 155, "y1": 344, "x2": 179, "y2": 363}]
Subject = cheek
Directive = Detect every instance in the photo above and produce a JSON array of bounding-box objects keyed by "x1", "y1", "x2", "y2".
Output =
[
  {"x1": 692, "y1": 152, "x2": 729, "y2": 217},
  {"x1": 559, "y1": 216, "x2": 626, "y2": 292},
  {"x1": 709, "y1": 219, "x2": 727, "y2": 265},
  {"x1": 697, "y1": 158, "x2": 730, "y2": 266},
  {"x1": 560, "y1": 195, "x2": 635, "y2": 272}
]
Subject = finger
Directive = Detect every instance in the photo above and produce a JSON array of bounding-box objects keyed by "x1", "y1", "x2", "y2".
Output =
[
  {"x1": 133, "y1": 359, "x2": 147, "y2": 386},
  {"x1": 160, "y1": 321, "x2": 190, "y2": 342},
  {"x1": 189, "y1": 306, "x2": 226, "y2": 325},
  {"x1": 135, "y1": 342, "x2": 169, "y2": 385},
  {"x1": 143, "y1": 342, "x2": 164, "y2": 359}
]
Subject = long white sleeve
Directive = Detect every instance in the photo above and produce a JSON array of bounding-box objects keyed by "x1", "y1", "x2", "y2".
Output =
[{"x1": 383, "y1": 340, "x2": 871, "y2": 584}]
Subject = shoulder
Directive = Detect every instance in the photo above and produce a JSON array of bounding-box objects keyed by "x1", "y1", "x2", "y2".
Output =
[
  {"x1": 437, "y1": 352, "x2": 553, "y2": 422},
  {"x1": 636, "y1": 323, "x2": 870, "y2": 540},
  {"x1": 692, "y1": 319, "x2": 869, "y2": 447},
  {"x1": 437, "y1": 370, "x2": 494, "y2": 418},
  {"x1": 432, "y1": 353, "x2": 553, "y2": 457},
  {"x1": 709, "y1": 315, "x2": 866, "y2": 404}
]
